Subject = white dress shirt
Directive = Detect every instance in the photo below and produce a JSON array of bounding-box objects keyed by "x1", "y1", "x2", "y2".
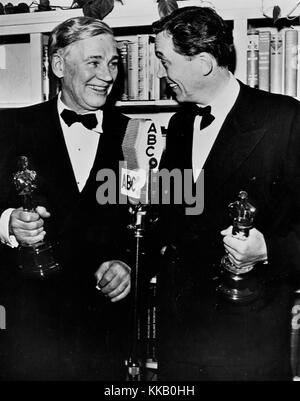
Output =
[
  {"x1": 0, "y1": 94, "x2": 103, "y2": 247},
  {"x1": 192, "y1": 72, "x2": 240, "y2": 182},
  {"x1": 57, "y1": 95, "x2": 103, "y2": 192}
]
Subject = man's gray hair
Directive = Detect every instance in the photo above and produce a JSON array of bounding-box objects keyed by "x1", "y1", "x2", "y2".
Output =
[{"x1": 48, "y1": 16, "x2": 114, "y2": 60}]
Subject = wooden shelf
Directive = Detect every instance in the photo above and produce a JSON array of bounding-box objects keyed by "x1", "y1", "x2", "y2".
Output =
[
  {"x1": 0, "y1": 9, "x2": 83, "y2": 36},
  {"x1": 116, "y1": 100, "x2": 177, "y2": 107},
  {"x1": 0, "y1": 1, "x2": 275, "y2": 107},
  {"x1": 0, "y1": 1, "x2": 267, "y2": 37},
  {"x1": 115, "y1": 100, "x2": 179, "y2": 113}
]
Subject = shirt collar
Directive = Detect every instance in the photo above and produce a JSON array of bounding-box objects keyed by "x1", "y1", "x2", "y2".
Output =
[
  {"x1": 197, "y1": 72, "x2": 240, "y2": 119},
  {"x1": 57, "y1": 93, "x2": 103, "y2": 133}
]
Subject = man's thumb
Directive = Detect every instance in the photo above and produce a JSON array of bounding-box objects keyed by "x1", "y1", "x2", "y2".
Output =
[
  {"x1": 220, "y1": 225, "x2": 233, "y2": 236},
  {"x1": 36, "y1": 206, "x2": 51, "y2": 218}
]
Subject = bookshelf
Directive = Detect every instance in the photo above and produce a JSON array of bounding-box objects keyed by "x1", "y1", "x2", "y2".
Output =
[
  {"x1": 0, "y1": 1, "x2": 274, "y2": 108},
  {"x1": 246, "y1": 17, "x2": 300, "y2": 99},
  {"x1": 5, "y1": 2, "x2": 298, "y2": 108}
]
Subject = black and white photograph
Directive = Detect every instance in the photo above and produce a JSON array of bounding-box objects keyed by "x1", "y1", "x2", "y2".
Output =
[{"x1": 0, "y1": 0, "x2": 300, "y2": 390}]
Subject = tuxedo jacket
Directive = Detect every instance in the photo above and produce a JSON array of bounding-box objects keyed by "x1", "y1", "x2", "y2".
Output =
[
  {"x1": 155, "y1": 82, "x2": 300, "y2": 380},
  {"x1": 0, "y1": 97, "x2": 131, "y2": 380},
  {"x1": 0, "y1": 96, "x2": 130, "y2": 270}
]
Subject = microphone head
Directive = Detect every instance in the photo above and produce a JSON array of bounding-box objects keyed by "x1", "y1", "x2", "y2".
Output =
[
  {"x1": 122, "y1": 118, "x2": 164, "y2": 171},
  {"x1": 121, "y1": 118, "x2": 164, "y2": 204}
]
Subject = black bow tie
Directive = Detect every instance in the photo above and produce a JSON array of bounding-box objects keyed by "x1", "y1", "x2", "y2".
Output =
[
  {"x1": 196, "y1": 105, "x2": 215, "y2": 130},
  {"x1": 61, "y1": 109, "x2": 98, "y2": 130}
]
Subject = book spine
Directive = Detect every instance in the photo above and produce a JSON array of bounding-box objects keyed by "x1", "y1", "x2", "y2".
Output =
[
  {"x1": 118, "y1": 40, "x2": 129, "y2": 101},
  {"x1": 127, "y1": 39, "x2": 139, "y2": 100},
  {"x1": 148, "y1": 36, "x2": 156, "y2": 101},
  {"x1": 284, "y1": 29, "x2": 298, "y2": 97},
  {"x1": 137, "y1": 34, "x2": 149, "y2": 100},
  {"x1": 258, "y1": 31, "x2": 271, "y2": 91},
  {"x1": 247, "y1": 29, "x2": 259, "y2": 89},
  {"x1": 270, "y1": 32, "x2": 283, "y2": 94},
  {"x1": 153, "y1": 56, "x2": 161, "y2": 100}
]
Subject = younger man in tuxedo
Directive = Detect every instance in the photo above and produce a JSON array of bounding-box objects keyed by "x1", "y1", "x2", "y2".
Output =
[
  {"x1": 0, "y1": 16, "x2": 131, "y2": 380},
  {"x1": 151, "y1": 6, "x2": 300, "y2": 380}
]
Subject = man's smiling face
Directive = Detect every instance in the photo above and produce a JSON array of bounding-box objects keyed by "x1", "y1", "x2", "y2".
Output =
[
  {"x1": 60, "y1": 34, "x2": 119, "y2": 113},
  {"x1": 155, "y1": 31, "x2": 203, "y2": 104}
]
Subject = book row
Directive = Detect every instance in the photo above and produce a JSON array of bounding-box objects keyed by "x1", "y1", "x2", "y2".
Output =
[
  {"x1": 117, "y1": 34, "x2": 171, "y2": 102},
  {"x1": 247, "y1": 27, "x2": 300, "y2": 98},
  {"x1": 42, "y1": 35, "x2": 171, "y2": 102}
]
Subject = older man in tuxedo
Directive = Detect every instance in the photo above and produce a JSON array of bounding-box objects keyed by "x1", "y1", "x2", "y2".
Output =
[
  {"x1": 152, "y1": 6, "x2": 300, "y2": 381},
  {"x1": 0, "y1": 16, "x2": 131, "y2": 380}
]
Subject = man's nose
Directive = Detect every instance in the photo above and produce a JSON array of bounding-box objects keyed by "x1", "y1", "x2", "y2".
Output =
[
  {"x1": 96, "y1": 64, "x2": 115, "y2": 82},
  {"x1": 156, "y1": 61, "x2": 167, "y2": 79}
]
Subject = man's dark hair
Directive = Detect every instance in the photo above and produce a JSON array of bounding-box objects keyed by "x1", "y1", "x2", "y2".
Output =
[{"x1": 152, "y1": 6, "x2": 234, "y2": 68}]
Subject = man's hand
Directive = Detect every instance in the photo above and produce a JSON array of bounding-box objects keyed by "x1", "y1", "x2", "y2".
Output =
[
  {"x1": 95, "y1": 260, "x2": 131, "y2": 303},
  {"x1": 9, "y1": 206, "x2": 50, "y2": 245},
  {"x1": 221, "y1": 225, "x2": 268, "y2": 269}
]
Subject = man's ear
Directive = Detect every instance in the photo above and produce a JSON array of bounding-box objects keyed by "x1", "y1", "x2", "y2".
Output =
[
  {"x1": 197, "y1": 52, "x2": 215, "y2": 76},
  {"x1": 51, "y1": 53, "x2": 65, "y2": 79}
]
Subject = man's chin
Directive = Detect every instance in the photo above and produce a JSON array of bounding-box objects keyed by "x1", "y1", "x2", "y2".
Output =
[
  {"x1": 85, "y1": 97, "x2": 107, "y2": 110},
  {"x1": 174, "y1": 94, "x2": 184, "y2": 103},
  {"x1": 172, "y1": 89, "x2": 185, "y2": 102}
]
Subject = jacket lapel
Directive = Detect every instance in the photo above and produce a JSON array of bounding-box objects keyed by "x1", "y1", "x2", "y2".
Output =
[
  {"x1": 168, "y1": 104, "x2": 197, "y2": 171},
  {"x1": 38, "y1": 98, "x2": 80, "y2": 207},
  {"x1": 201, "y1": 82, "x2": 267, "y2": 188}
]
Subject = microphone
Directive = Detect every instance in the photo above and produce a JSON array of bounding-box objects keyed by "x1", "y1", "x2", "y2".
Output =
[
  {"x1": 121, "y1": 118, "x2": 164, "y2": 204},
  {"x1": 121, "y1": 118, "x2": 164, "y2": 381}
]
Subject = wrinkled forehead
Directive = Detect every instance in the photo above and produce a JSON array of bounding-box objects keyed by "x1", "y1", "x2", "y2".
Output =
[{"x1": 63, "y1": 33, "x2": 118, "y2": 58}]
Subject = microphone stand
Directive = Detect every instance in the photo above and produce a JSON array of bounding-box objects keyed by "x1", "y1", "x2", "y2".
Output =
[
  {"x1": 121, "y1": 118, "x2": 163, "y2": 380},
  {"x1": 126, "y1": 203, "x2": 147, "y2": 381}
]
